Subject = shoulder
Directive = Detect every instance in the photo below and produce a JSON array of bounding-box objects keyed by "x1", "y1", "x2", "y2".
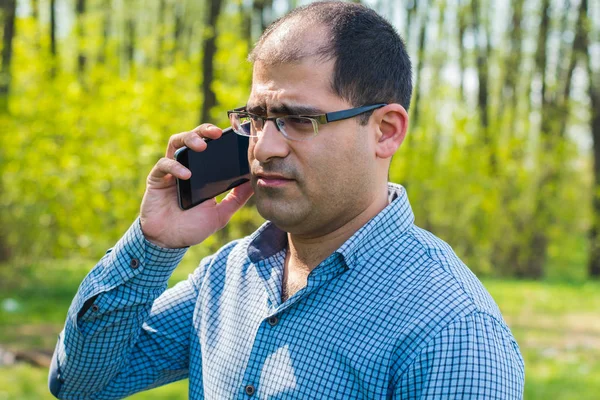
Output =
[
  {"x1": 400, "y1": 225, "x2": 505, "y2": 319},
  {"x1": 392, "y1": 310, "x2": 525, "y2": 398},
  {"x1": 381, "y1": 225, "x2": 522, "y2": 373}
]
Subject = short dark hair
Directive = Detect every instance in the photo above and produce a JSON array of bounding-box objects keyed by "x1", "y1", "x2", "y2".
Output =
[{"x1": 249, "y1": 1, "x2": 413, "y2": 123}]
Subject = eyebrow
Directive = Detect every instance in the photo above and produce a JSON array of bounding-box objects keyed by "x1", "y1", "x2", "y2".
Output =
[
  {"x1": 246, "y1": 103, "x2": 324, "y2": 116},
  {"x1": 246, "y1": 104, "x2": 267, "y2": 115}
]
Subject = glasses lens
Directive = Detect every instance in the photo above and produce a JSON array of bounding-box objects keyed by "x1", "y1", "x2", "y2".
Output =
[
  {"x1": 230, "y1": 113, "x2": 254, "y2": 136},
  {"x1": 277, "y1": 116, "x2": 317, "y2": 140}
]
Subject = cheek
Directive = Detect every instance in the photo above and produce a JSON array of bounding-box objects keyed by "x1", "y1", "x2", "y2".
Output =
[{"x1": 302, "y1": 137, "x2": 366, "y2": 195}]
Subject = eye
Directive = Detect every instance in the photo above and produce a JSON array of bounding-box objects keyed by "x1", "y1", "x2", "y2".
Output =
[{"x1": 285, "y1": 116, "x2": 312, "y2": 125}]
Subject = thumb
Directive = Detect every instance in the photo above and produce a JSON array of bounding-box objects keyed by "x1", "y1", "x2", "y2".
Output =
[{"x1": 215, "y1": 182, "x2": 254, "y2": 227}]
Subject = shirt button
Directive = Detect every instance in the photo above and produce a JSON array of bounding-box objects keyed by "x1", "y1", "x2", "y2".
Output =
[
  {"x1": 91, "y1": 304, "x2": 99, "y2": 312},
  {"x1": 267, "y1": 316, "x2": 279, "y2": 326},
  {"x1": 244, "y1": 384, "x2": 255, "y2": 396},
  {"x1": 130, "y1": 258, "x2": 139, "y2": 269}
]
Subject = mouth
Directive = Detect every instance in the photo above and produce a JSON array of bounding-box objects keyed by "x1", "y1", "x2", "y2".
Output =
[{"x1": 254, "y1": 172, "x2": 295, "y2": 188}]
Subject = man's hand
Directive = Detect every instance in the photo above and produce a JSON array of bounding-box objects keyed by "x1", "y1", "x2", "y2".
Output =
[{"x1": 140, "y1": 124, "x2": 254, "y2": 248}]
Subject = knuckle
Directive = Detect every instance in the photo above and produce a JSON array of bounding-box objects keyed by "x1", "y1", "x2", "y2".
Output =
[
  {"x1": 168, "y1": 132, "x2": 186, "y2": 147},
  {"x1": 196, "y1": 124, "x2": 220, "y2": 138},
  {"x1": 157, "y1": 157, "x2": 172, "y2": 169},
  {"x1": 197, "y1": 123, "x2": 214, "y2": 131},
  {"x1": 184, "y1": 132, "x2": 196, "y2": 143},
  {"x1": 168, "y1": 133, "x2": 179, "y2": 144}
]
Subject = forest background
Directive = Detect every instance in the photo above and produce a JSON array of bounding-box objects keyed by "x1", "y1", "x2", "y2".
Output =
[{"x1": 0, "y1": 0, "x2": 599, "y2": 398}]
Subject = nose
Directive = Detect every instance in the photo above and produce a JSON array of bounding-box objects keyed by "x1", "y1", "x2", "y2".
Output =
[{"x1": 251, "y1": 120, "x2": 290, "y2": 163}]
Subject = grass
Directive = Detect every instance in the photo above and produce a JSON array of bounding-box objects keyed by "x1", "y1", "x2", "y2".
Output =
[
  {"x1": 484, "y1": 280, "x2": 600, "y2": 399},
  {"x1": 1, "y1": 259, "x2": 599, "y2": 399}
]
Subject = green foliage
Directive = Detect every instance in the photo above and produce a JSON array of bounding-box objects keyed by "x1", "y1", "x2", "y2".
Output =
[
  {"x1": 390, "y1": 86, "x2": 590, "y2": 277},
  {"x1": 0, "y1": 13, "x2": 260, "y2": 261},
  {"x1": 0, "y1": 6, "x2": 592, "y2": 278}
]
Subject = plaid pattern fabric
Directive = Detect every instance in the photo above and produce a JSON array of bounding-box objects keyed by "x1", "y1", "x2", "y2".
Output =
[{"x1": 50, "y1": 183, "x2": 524, "y2": 399}]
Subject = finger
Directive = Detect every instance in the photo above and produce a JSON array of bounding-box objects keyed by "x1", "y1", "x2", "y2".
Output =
[
  {"x1": 215, "y1": 182, "x2": 254, "y2": 227},
  {"x1": 180, "y1": 124, "x2": 224, "y2": 153},
  {"x1": 182, "y1": 134, "x2": 207, "y2": 153},
  {"x1": 165, "y1": 124, "x2": 222, "y2": 158},
  {"x1": 147, "y1": 157, "x2": 191, "y2": 186},
  {"x1": 190, "y1": 124, "x2": 223, "y2": 140}
]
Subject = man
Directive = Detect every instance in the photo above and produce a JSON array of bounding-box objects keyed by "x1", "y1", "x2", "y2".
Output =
[{"x1": 49, "y1": 1, "x2": 524, "y2": 399}]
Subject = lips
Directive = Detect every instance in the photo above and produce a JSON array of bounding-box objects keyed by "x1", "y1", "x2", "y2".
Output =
[
  {"x1": 256, "y1": 173, "x2": 291, "y2": 180},
  {"x1": 254, "y1": 171, "x2": 294, "y2": 188}
]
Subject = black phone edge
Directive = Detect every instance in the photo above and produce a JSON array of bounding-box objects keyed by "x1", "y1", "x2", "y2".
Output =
[
  {"x1": 173, "y1": 127, "x2": 239, "y2": 211},
  {"x1": 174, "y1": 146, "x2": 192, "y2": 210}
]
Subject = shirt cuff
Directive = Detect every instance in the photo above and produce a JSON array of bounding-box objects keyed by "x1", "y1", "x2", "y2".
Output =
[{"x1": 99, "y1": 217, "x2": 189, "y2": 289}]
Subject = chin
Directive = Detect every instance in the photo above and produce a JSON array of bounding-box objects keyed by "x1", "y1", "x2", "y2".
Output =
[{"x1": 255, "y1": 195, "x2": 308, "y2": 232}]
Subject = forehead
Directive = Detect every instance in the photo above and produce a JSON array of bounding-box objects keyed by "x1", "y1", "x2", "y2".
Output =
[
  {"x1": 248, "y1": 57, "x2": 343, "y2": 113},
  {"x1": 248, "y1": 21, "x2": 348, "y2": 112}
]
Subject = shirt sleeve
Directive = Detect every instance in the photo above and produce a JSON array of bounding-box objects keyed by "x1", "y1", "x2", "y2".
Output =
[
  {"x1": 48, "y1": 218, "x2": 210, "y2": 399},
  {"x1": 393, "y1": 311, "x2": 525, "y2": 399}
]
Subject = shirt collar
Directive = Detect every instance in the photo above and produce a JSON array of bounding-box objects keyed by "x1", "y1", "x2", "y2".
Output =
[{"x1": 247, "y1": 183, "x2": 415, "y2": 267}]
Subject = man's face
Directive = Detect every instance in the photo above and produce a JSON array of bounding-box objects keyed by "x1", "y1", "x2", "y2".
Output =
[{"x1": 246, "y1": 56, "x2": 382, "y2": 237}]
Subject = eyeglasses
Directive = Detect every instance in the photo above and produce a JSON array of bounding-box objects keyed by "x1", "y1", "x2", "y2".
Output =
[{"x1": 227, "y1": 104, "x2": 386, "y2": 141}]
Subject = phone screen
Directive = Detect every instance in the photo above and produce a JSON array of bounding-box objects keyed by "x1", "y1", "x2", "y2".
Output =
[{"x1": 175, "y1": 128, "x2": 250, "y2": 210}]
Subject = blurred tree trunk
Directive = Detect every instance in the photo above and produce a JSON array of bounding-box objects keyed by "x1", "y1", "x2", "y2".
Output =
[
  {"x1": 97, "y1": 0, "x2": 110, "y2": 65},
  {"x1": 76, "y1": 0, "x2": 87, "y2": 81},
  {"x1": 405, "y1": 0, "x2": 417, "y2": 43},
  {"x1": 0, "y1": 0, "x2": 16, "y2": 113},
  {"x1": 471, "y1": 0, "x2": 494, "y2": 172},
  {"x1": 253, "y1": 0, "x2": 274, "y2": 32},
  {"x1": 240, "y1": 0, "x2": 252, "y2": 51},
  {"x1": 50, "y1": 0, "x2": 57, "y2": 77},
  {"x1": 525, "y1": 0, "x2": 582, "y2": 279},
  {"x1": 457, "y1": 0, "x2": 468, "y2": 102},
  {"x1": 498, "y1": 0, "x2": 523, "y2": 125},
  {"x1": 590, "y1": 76, "x2": 600, "y2": 278},
  {"x1": 125, "y1": 14, "x2": 135, "y2": 76},
  {"x1": 31, "y1": 0, "x2": 38, "y2": 19},
  {"x1": 585, "y1": 0, "x2": 600, "y2": 277},
  {"x1": 156, "y1": 0, "x2": 166, "y2": 69},
  {"x1": 200, "y1": 0, "x2": 224, "y2": 123},
  {"x1": 492, "y1": 0, "x2": 525, "y2": 273},
  {"x1": 558, "y1": 0, "x2": 586, "y2": 137},
  {"x1": 534, "y1": 0, "x2": 550, "y2": 108},
  {"x1": 0, "y1": 0, "x2": 16, "y2": 261},
  {"x1": 518, "y1": 0, "x2": 551, "y2": 279},
  {"x1": 400, "y1": 0, "x2": 425, "y2": 199},
  {"x1": 410, "y1": 0, "x2": 428, "y2": 127},
  {"x1": 173, "y1": 1, "x2": 185, "y2": 62},
  {"x1": 31, "y1": 0, "x2": 41, "y2": 49}
]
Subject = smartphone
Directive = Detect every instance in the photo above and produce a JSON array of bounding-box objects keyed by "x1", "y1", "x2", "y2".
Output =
[{"x1": 174, "y1": 127, "x2": 250, "y2": 210}]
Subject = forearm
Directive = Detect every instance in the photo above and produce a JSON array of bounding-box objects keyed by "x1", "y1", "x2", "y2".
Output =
[{"x1": 50, "y1": 219, "x2": 188, "y2": 399}]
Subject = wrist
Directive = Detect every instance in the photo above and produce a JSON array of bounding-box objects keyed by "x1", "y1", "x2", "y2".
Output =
[
  {"x1": 139, "y1": 219, "x2": 181, "y2": 249},
  {"x1": 144, "y1": 235, "x2": 172, "y2": 249}
]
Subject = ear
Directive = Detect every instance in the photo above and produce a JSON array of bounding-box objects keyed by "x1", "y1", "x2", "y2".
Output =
[{"x1": 372, "y1": 104, "x2": 408, "y2": 159}]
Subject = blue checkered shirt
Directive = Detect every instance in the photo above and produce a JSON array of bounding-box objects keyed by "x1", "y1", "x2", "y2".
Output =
[{"x1": 49, "y1": 183, "x2": 524, "y2": 399}]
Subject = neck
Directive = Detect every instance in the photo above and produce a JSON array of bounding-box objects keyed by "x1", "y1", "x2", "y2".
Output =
[{"x1": 286, "y1": 187, "x2": 389, "y2": 271}]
